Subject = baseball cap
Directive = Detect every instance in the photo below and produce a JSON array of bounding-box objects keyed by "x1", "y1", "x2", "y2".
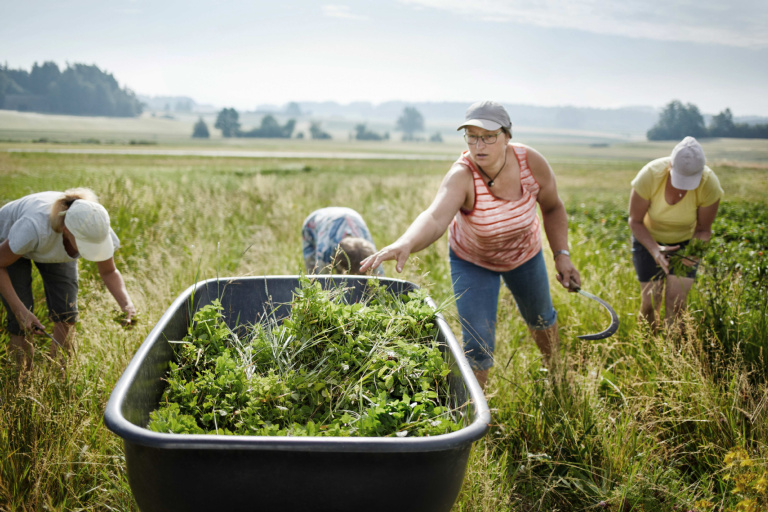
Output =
[
  {"x1": 670, "y1": 136, "x2": 706, "y2": 190},
  {"x1": 64, "y1": 200, "x2": 115, "y2": 262},
  {"x1": 457, "y1": 100, "x2": 512, "y2": 133}
]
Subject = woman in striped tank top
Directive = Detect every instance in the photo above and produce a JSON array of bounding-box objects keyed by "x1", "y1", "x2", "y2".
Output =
[{"x1": 360, "y1": 101, "x2": 580, "y2": 389}]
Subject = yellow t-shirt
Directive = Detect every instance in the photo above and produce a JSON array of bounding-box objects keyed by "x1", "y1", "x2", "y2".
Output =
[{"x1": 631, "y1": 157, "x2": 723, "y2": 244}]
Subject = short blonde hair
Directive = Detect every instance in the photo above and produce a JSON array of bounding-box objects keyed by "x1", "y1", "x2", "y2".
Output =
[
  {"x1": 332, "y1": 237, "x2": 376, "y2": 275},
  {"x1": 50, "y1": 188, "x2": 99, "y2": 232}
]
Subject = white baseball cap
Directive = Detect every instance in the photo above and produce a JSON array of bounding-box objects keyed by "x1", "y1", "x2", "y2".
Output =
[
  {"x1": 670, "y1": 136, "x2": 706, "y2": 190},
  {"x1": 64, "y1": 200, "x2": 115, "y2": 262}
]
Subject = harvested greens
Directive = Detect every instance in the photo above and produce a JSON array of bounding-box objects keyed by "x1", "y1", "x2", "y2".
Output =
[{"x1": 148, "y1": 277, "x2": 460, "y2": 437}]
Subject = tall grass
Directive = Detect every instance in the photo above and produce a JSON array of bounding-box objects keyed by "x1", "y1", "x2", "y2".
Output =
[{"x1": 0, "y1": 146, "x2": 767, "y2": 511}]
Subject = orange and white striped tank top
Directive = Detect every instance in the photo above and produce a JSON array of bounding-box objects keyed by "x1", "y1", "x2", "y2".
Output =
[{"x1": 448, "y1": 144, "x2": 542, "y2": 272}]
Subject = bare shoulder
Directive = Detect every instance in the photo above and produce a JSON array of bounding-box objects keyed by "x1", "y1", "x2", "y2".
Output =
[
  {"x1": 513, "y1": 143, "x2": 549, "y2": 168},
  {"x1": 444, "y1": 160, "x2": 474, "y2": 186},
  {"x1": 513, "y1": 143, "x2": 553, "y2": 186}
]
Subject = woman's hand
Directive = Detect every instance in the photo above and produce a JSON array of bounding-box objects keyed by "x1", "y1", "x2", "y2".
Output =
[
  {"x1": 653, "y1": 244, "x2": 680, "y2": 274},
  {"x1": 359, "y1": 241, "x2": 412, "y2": 274},
  {"x1": 15, "y1": 307, "x2": 45, "y2": 334},
  {"x1": 554, "y1": 255, "x2": 581, "y2": 291},
  {"x1": 122, "y1": 303, "x2": 137, "y2": 324}
]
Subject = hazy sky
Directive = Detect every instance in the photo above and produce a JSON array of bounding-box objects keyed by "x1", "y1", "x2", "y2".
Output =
[{"x1": 3, "y1": 0, "x2": 768, "y2": 115}]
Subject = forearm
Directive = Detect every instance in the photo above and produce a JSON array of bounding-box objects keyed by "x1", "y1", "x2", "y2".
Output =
[
  {"x1": 0, "y1": 267, "x2": 27, "y2": 316},
  {"x1": 397, "y1": 210, "x2": 449, "y2": 254},
  {"x1": 100, "y1": 269, "x2": 134, "y2": 313},
  {"x1": 692, "y1": 227, "x2": 713, "y2": 242},
  {"x1": 541, "y1": 203, "x2": 570, "y2": 253},
  {"x1": 629, "y1": 220, "x2": 660, "y2": 254}
]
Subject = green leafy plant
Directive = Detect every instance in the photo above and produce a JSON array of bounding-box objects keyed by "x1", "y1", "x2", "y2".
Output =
[
  {"x1": 668, "y1": 238, "x2": 710, "y2": 276},
  {"x1": 148, "y1": 278, "x2": 460, "y2": 437}
]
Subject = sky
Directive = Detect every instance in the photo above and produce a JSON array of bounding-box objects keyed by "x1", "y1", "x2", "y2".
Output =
[{"x1": 3, "y1": 0, "x2": 768, "y2": 116}]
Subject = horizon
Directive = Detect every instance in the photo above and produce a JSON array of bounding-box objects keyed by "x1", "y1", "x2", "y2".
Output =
[{"x1": 3, "y1": 1, "x2": 768, "y2": 117}]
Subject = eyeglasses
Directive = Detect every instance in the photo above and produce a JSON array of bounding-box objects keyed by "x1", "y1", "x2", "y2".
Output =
[{"x1": 464, "y1": 130, "x2": 503, "y2": 145}]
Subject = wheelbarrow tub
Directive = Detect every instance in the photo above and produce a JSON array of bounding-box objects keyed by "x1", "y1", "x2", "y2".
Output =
[{"x1": 104, "y1": 276, "x2": 490, "y2": 512}]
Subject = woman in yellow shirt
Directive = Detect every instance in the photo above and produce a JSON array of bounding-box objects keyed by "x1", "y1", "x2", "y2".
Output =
[{"x1": 628, "y1": 137, "x2": 723, "y2": 330}]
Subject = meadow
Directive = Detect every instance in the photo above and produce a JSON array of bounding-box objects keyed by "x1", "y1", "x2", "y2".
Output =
[{"x1": 0, "y1": 134, "x2": 767, "y2": 511}]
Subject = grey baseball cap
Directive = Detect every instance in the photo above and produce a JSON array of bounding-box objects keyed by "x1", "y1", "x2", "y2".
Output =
[
  {"x1": 457, "y1": 100, "x2": 512, "y2": 132},
  {"x1": 670, "y1": 136, "x2": 706, "y2": 190}
]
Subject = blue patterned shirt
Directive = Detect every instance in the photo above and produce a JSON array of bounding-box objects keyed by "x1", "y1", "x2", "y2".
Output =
[{"x1": 301, "y1": 207, "x2": 383, "y2": 275}]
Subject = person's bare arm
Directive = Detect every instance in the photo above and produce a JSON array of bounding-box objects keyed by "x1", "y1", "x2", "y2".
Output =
[
  {"x1": 97, "y1": 257, "x2": 136, "y2": 322},
  {"x1": 681, "y1": 200, "x2": 720, "y2": 266},
  {"x1": 628, "y1": 189, "x2": 679, "y2": 274},
  {"x1": 528, "y1": 148, "x2": 580, "y2": 290},
  {"x1": 359, "y1": 164, "x2": 471, "y2": 273},
  {"x1": 0, "y1": 240, "x2": 46, "y2": 332}
]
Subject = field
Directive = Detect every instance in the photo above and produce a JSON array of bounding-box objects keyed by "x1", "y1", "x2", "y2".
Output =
[{"x1": 1, "y1": 127, "x2": 767, "y2": 511}]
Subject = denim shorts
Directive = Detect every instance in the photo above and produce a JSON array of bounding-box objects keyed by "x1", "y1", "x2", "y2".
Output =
[
  {"x1": 0, "y1": 257, "x2": 79, "y2": 335},
  {"x1": 449, "y1": 248, "x2": 557, "y2": 371},
  {"x1": 631, "y1": 237, "x2": 698, "y2": 282}
]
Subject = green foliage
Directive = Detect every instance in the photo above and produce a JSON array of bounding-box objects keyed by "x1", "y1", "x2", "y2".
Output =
[
  {"x1": 309, "y1": 121, "x2": 332, "y2": 140},
  {"x1": 648, "y1": 101, "x2": 768, "y2": 141},
  {"x1": 148, "y1": 279, "x2": 460, "y2": 437},
  {"x1": 0, "y1": 61, "x2": 142, "y2": 117},
  {"x1": 214, "y1": 107, "x2": 240, "y2": 137},
  {"x1": 710, "y1": 108, "x2": 768, "y2": 139},
  {"x1": 667, "y1": 237, "x2": 709, "y2": 276},
  {"x1": 354, "y1": 123, "x2": 388, "y2": 141},
  {"x1": 396, "y1": 106, "x2": 424, "y2": 141},
  {"x1": 690, "y1": 201, "x2": 768, "y2": 375},
  {"x1": 429, "y1": 132, "x2": 443, "y2": 143},
  {"x1": 647, "y1": 99, "x2": 706, "y2": 140},
  {"x1": 192, "y1": 117, "x2": 210, "y2": 138},
  {"x1": 239, "y1": 114, "x2": 296, "y2": 138}
]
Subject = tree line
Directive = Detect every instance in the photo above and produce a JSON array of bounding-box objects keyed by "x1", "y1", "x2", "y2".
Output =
[
  {"x1": 195, "y1": 105, "x2": 441, "y2": 141},
  {"x1": 0, "y1": 62, "x2": 143, "y2": 117},
  {"x1": 648, "y1": 100, "x2": 768, "y2": 140}
]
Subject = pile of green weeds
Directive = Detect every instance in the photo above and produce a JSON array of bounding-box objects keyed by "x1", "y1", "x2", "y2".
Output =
[{"x1": 148, "y1": 278, "x2": 460, "y2": 437}]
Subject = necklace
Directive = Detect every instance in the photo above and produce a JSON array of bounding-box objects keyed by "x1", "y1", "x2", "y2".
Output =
[{"x1": 476, "y1": 150, "x2": 508, "y2": 187}]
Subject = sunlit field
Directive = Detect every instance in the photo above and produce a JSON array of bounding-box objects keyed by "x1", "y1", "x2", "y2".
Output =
[{"x1": 1, "y1": 134, "x2": 767, "y2": 511}]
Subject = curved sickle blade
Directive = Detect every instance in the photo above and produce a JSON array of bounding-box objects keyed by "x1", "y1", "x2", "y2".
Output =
[
  {"x1": 35, "y1": 327, "x2": 65, "y2": 349},
  {"x1": 574, "y1": 288, "x2": 619, "y2": 340}
]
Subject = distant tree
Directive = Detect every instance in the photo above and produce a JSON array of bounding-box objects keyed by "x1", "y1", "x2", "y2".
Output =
[
  {"x1": 28, "y1": 61, "x2": 60, "y2": 95},
  {"x1": 239, "y1": 115, "x2": 296, "y2": 138},
  {"x1": 708, "y1": 108, "x2": 736, "y2": 137},
  {"x1": 708, "y1": 108, "x2": 768, "y2": 139},
  {"x1": 647, "y1": 100, "x2": 706, "y2": 140},
  {"x1": 354, "y1": 123, "x2": 386, "y2": 141},
  {"x1": 285, "y1": 102, "x2": 302, "y2": 117},
  {"x1": 192, "y1": 117, "x2": 210, "y2": 138},
  {"x1": 429, "y1": 132, "x2": 443, "y2": 143},
  {"x1": 309, "y1": 121, "x2": 332, "y2": 140},
  {"x1": 43, "y1": 63, "x2": 142, "y2": 116},
  {"x1": 0, "y1": 71, "x2": 10, "y2": 108},
  {"x1": 396, "y1": 107, "x2": 424, "y2": 141},
  {"x1": 215, "y1": 108, "x2": 240, "y2": 137}
]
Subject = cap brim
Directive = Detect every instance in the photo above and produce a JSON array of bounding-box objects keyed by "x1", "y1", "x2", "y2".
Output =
[
  {"x1": 457, "y1": 119, "x2": 502, "y2": 131},
  {"x1": 670, "y1": 170, "x2": 702, "y2": 191},
  {"x1": 76, "y1": 235, "x2": 114, "y2": 262}
]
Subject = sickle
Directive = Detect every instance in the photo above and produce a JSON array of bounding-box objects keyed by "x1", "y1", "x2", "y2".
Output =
[
  {"x1": 35, "y1": 326, "x2": 65, "y2": 350},
  {"x1": 568, "y1": 278, "x2": 619, "y2": 340}
]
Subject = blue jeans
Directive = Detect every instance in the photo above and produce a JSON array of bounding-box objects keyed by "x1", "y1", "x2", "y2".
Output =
[{"x1": 450, "y1": 248, "x2": 557, "y2": 370}]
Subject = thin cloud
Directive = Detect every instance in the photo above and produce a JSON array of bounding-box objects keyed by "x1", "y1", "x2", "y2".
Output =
[
  {"x1": 399, "y1": 0, "x2": 768, "y2": 48},
  {"x1": 322, "y1": 5, "x2": 369, "y2": 20}
]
